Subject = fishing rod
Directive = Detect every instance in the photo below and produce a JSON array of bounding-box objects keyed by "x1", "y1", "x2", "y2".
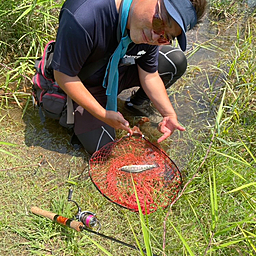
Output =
[{"x1": 31, "y1": 189, "x2": 159, "y2": 256}]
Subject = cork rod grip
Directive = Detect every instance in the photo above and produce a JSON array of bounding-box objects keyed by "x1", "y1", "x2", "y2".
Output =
[
  {"x1": 31, "y1": 206, "x2": 84, "y2": 232},
  {"x1": 31, "y1": 206, "x2": 56, "y2": 220}
]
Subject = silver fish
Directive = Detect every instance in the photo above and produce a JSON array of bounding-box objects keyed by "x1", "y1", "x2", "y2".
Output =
[{"x1": 120, "y1": 164, "x2": 158, "y2": 173}]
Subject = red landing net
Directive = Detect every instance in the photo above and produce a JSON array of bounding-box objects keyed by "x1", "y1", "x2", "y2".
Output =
[{"x1": 89, "y1": 135, "x2": 182, "y2": 214}]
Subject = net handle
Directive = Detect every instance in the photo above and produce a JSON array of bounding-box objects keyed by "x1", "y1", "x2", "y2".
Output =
[{"x1": 128, "y1": 126, "x2": 143, "y2": 137}]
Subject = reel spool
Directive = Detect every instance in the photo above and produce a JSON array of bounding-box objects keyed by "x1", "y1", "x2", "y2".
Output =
[{"x1": 68, "y1": 188, "x2": 101, "y2": 230}]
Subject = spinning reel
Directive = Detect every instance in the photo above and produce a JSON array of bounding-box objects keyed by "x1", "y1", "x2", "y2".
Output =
[{"x1": 68, "y1": 188, "x2": 101, "y2": 231}]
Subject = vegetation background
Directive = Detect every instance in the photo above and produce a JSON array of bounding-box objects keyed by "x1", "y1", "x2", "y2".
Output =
[{"x1": 0, "y1": 0, "x2": 255, "y2": 255}]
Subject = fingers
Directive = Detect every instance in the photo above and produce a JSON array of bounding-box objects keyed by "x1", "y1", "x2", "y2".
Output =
[
  {"x1": 117, "y1": 112, "x2": 132, "y2": 133},
  {"x1": 157, "y1": 133, "x2": 170, "y2": 143},
  {"x1": 157, "y1": 117, "x2": 185, "y2": 143},
  {"x1": 120, "y1": 121, "x2": 132, "y2": 133},
  {"x1": 157, "y1": 119, "x2": 167, "y2": 133},
  {"x1": 157, "y1": 123, "x2": 171, "y2": 142},
  {"x1": 177, "y1": 124, "x2": 186, "y2": 132}
]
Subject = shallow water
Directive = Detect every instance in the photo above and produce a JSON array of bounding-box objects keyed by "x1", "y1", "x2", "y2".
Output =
[
  {"x1": 119, "y1": 16, "x2": 238, "y2": 169},
  {"x1": 0, "y1": 15, "x2": 239, "y2": 173}
]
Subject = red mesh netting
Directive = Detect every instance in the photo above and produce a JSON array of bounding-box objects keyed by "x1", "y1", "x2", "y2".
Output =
[{"x1": 89, "y1": 134, "x2": 182, "y2": 214}]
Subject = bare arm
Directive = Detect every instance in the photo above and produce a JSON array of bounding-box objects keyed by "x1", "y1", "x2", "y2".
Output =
[
  {"x1": 138, "y1": 66, "x2": 185, "y2": 142},
  {"x1": 54, "y1": 70, "x2": 132, "y2": 133}
]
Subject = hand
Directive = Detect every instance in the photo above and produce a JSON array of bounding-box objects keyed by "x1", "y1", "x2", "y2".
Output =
[
  {"x1": 157, "y1": 116, "x2": 185, "y2": 143},
  {"x1": 105, "y1": 111, "x2": 132, "y2": 134}
]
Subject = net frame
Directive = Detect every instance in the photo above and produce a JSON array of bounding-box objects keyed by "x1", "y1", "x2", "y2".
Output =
[{"x1": 89, "y1": 132, "x2": 182, "y2": 214}]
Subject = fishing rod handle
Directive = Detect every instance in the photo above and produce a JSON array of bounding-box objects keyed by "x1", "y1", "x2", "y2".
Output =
[{"x1": 31, "y1": 206, "x2": 84, "y2": 232}]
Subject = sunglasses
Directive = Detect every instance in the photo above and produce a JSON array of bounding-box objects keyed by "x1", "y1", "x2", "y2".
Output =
[{"x1": 152, "y1": 0, "x2": 171, "y2": 44}]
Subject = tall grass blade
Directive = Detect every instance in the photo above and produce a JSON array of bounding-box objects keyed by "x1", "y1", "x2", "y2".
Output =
[
  {"x1": 227, "y1": 182, "x2": 256, "y2": 193},
  {"x1": 208, "y1": 237, "x2": 251, "y2": 252},
  {"x1": 0, "y1": 148, "x2": 21, "y2": 159},
  {"x1": 208, "y1": 166, "x2": 218, "y2": 231},
  {"x1": 22, "y1": 96, "x2": 31, "y2": 118},
  {"x1": 0, "y1": 142, "x2": 18, "y2": 146},
  {"x1": 125, "y1": 215, "x2": 144, "y2": 255},
  {"x1": 215, "y1": 88, "x2": 226, "y2": 134},
  {"x1": 131, "y1": 176, "x2": 152, "y2": 256},
  {"x1": 13, "y1": 5, "x2": 34, "y2": 26},
  {"x1": 214, "y1": 219, "x2": 256, "y2": 237},
  {"x1": 225, "y1": 165, "x2": 247, "y2": 181},
  {"x1": 0, "y1": 141, "x2": 22, "y2": 159},
  {"x1": 168, "y1": 220, "x2": 195, "y2": 256},
  {"x1": 238, "y1": 225, "x2": 256, "y2": 254},
  {"x1": 82, "y1": 235, "x2": 114, "y2": 256},
  {"x1": 185, "y1": 196, "x2": 208, "y2": 243},
  {"x1": 239, "y1": 139, "x2": 256, "y2": 163},
  {"x1": 213, "y1": 150, "x2": 252, "y2": 167},
  {"x1": 13, "y1": 94, "x2": 22, "y2": 108},
  {"x1": 240, "y1": 191, "x2": 256, "y2": 212}
]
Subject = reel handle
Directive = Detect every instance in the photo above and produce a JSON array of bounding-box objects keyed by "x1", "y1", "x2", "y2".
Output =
[{"x1": 31, "y1": 206, "x2": 84, "y2": 232}]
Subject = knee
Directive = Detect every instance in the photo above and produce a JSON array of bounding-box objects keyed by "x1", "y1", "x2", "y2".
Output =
[
  {"x1": 158, "y1": 46, "x2": 187, "y2": 83},
  {"x1": 173, "y1": 50, "x2": 187, "y2": 78},
  {"x1": 76, "y1": 125, "x2": 115, "y2": 155}
]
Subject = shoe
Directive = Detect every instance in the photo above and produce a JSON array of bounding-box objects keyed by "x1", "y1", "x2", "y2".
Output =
[
  {"x1": 70, "y1": 133, "x2": 82, "y2": 150},
  {"x1": 124, "y1": 94, "x2": 162, "y2": 123}
]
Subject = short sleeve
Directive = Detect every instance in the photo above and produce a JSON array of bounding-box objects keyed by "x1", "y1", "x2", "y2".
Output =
[{"x1": 51, "y1": 9, "x2": 93, "y2": 77}]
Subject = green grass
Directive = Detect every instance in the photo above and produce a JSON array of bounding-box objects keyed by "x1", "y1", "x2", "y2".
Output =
[{"x1": 0, "y1": 0, "x2": 256, "y2": 255}]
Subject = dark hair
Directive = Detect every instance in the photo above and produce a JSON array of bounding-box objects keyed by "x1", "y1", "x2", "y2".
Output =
[{"x1": 190, "y1": 0, "x2": 207, "y2": 22}]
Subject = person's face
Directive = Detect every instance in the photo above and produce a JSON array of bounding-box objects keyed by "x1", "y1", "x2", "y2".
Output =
[{"x1": 127, "y1": 0, "x2": 182, "y2": 45}]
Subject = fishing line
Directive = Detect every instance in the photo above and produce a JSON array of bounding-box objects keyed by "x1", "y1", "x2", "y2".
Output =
[
  {"x1": 31, "y1": 188, "x2": 160, "y2": 256},
  {"x1": 83, "y1": 227, "x2": 159, "y2": 256}
]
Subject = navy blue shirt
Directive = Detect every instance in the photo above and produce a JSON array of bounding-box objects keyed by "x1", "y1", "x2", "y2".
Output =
[{"x1": 52, "y1": 0, "x2": 159, "y2": 87}]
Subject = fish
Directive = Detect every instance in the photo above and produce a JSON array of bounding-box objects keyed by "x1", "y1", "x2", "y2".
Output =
[{"x1": 119, "y1": 164, "x2": 158, "y2": 173}]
